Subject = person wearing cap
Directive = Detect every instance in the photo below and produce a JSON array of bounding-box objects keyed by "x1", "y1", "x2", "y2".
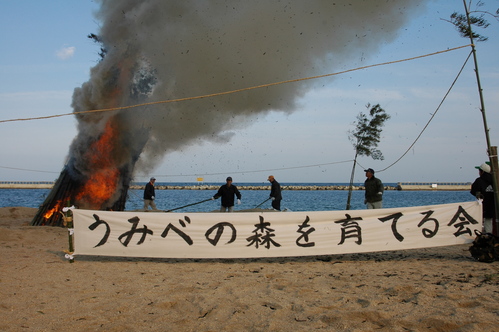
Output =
[
  {"x1": 470, "y1": 163, "x2": 496, "y2": 234},
  {"x1": 268, "y1": 175, "x2": 282, "y2": 211},
  {"x1": 364, "y1": 168, "x2": 384, "y2": 209},
  {"x1": 212, "y1": 177, "x2": 241, "y2": 212},
  {"x1": 143, "y1": 177, "x2": 158, "y2": 211}
]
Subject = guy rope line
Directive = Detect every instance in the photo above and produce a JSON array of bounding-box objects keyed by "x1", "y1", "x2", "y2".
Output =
[
  {"x1": 156, "y1": 160, "x2": 354, "y2": 178},
  {"x1": 376, "y1": 50, "x2": 474, "y2": 174},
  {"x1": 0, "y1": 165, "x2": 59, "y2": 174},
  {"x1": 0, "y1": 45, "x2": 472, "y2": 124},
  {"x1": 0, "y1": 159, "x2": 353, "y2": 177}
]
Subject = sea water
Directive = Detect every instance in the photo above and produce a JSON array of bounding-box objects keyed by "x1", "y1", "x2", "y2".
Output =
[{"x1": 0, "y1": 182, "x2": 473, "y2": 212}]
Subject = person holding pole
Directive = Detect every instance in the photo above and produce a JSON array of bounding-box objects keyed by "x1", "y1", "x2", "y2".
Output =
[
  {"x1": 212, "y1": 177, "x2": 241, "y2": 212},
  {"x1": 143, "y1": 177, "x2": 159, "y2": 211},
  {"x1": 268, "y1": 175, "x2": 282, "y2": 211}
]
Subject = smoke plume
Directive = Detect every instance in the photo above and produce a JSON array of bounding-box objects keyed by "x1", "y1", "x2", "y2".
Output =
[{"x1": 67, "y1": 0, "x2": 428, "y2": 208}]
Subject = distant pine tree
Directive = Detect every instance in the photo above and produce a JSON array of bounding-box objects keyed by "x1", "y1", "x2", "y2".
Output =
[{"x1": 346, "y1": 103, "x2": 390, "y2": 210}]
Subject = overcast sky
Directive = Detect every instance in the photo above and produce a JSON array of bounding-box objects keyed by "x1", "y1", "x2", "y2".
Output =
[{"x1": 0, "y1": 0, "x2": 498, "y2": 184}]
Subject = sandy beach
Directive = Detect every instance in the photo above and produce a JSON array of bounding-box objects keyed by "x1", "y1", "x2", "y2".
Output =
[{"x1": 1, "y1": 206, "x2": 498, "y2": 331}]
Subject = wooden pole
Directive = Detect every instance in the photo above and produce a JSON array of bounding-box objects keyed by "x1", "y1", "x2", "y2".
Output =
[
  {"x1": 164, "y1": 198, "x2": 213, "y2": 212},
  {"x1": 345, "y1": 156, "x2": 357, "y2": 210},
  {"x1": 489, "y1": 146, "x2": 499, "y2": 236}
]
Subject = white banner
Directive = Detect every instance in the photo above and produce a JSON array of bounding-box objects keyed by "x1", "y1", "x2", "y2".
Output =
[{"x1": 72, "y1": 201, "x2": 482, "y2": 259}]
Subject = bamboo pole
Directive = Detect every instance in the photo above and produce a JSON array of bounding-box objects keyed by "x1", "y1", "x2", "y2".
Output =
[
  {"x1": 463, "y1": 0, "x2": 499, "y2": 235},
  {"x1": 61, "y1": 200, "x2": 74, "y2": 263},
  {"x1": 489, "y1": 146, "x2": 499, "y2": 235}
]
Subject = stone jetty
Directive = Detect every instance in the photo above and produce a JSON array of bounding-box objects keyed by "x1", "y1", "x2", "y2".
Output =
[
  {"x1": 1, "y1": 181, "x2": 470, "y2": 191},
  {"x1": 0, "y1": 181, "x2": 54, "y2": 189},
  {"x1": 129, "y1": 184, "x2": 396, "y2": 191},
  {"x1": 0, "y1": 181, "x2": 379, "y2": 191}
]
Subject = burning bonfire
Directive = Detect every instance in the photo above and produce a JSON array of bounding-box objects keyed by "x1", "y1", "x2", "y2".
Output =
[
  {"x1": 32, "y1": 117, "x2": 147, "y2": 226},
  {"x1": 32, "y1": 24, "x2": 154, "y2": 226},
  {"x1": 31, "y1": 0, "x2": 425, "y2": 226}
]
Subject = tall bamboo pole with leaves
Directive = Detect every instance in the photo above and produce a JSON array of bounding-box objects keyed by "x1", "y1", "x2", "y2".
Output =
[
  {"x1": 447, "y1": 0, "x2": 499, "y2": 229},
  {"x1": 346, "y1": 104, "x2": 390, "y2": 210}
]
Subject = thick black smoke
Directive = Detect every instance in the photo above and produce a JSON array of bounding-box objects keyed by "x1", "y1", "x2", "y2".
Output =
[{"x1": 68, "y1": 0, "x2": 428, "y2": 206}]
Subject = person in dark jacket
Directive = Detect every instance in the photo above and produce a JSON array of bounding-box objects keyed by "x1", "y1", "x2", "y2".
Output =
[
  {"x1": 268, "y1": 175, "x2": 282, "y2": 211},
  {"x1": 470, "y1": 163, "x2": 496, "y2": 234},
  {"x1": 143, "y1": 177, "x2": 158, "y2": 211},
  {"x1": 364, "y1": 168, "x2": 383, "y2": 209},
  {"x1": 212, "y1": 177, "x2": 241, "y2": 212}
]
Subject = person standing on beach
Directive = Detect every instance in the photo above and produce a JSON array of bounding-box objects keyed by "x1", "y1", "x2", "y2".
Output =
[
  {"x1": 143, "y1": 177, "x2": 159, "y2": 211},
  {"x1": 268, "y1": 175, "x2": 282, "y2": 211},
  {"x1": 470, "y1": 163, "x2": 496, "y2": 234},
  {"x1": 212, "y1": 177, "x2": 241, "y2": 212},
  {"x1": 364, "y1": 168, "x2": 383, "y2": 209}
]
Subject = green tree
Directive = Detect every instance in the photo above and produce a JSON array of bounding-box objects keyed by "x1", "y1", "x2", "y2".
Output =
[{"x1": 346, "y1": 103, "x2": 390, "y2": 210}]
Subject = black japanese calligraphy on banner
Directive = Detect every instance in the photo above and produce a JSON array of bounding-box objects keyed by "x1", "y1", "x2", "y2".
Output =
[{"x1": 72, "y1": 201, "x2": 482, "y2": 259}]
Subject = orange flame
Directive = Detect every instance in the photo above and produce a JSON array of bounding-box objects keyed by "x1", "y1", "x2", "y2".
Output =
[
  {"x1": 76, "y1": 120, "x2": 121, "y2": 209},
  {"x1": 43, "y1": 199, "x2": 64, "y2": 220},
  {"x1": 74, "y1": 59, "x2": 134, "y2": 210}
]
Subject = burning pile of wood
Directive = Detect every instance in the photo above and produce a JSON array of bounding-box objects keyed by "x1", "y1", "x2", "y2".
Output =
[
  {"x1": 31, "y1": 163, "x2": 130, "y2": 227},
  {"x1": 31, "y1": 113, "x2": 148, "y2": 227}
]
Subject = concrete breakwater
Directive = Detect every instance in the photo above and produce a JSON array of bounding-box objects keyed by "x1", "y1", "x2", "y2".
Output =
[
  {"x1": 0, "y1": 182, "x2": 378, "y2": 190},
  {"x1": 396, "y1": 182, "x2": 471, "y2": 191},
  {"x1": 0, "y1": 181, "x2": 54, "y2": 189},
  {"x1": 0, "y1": 181, "x2": 470, "y2": 191},
  {"x1": 129, "y1": 184, "x2": 396, "y2": 191}
]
